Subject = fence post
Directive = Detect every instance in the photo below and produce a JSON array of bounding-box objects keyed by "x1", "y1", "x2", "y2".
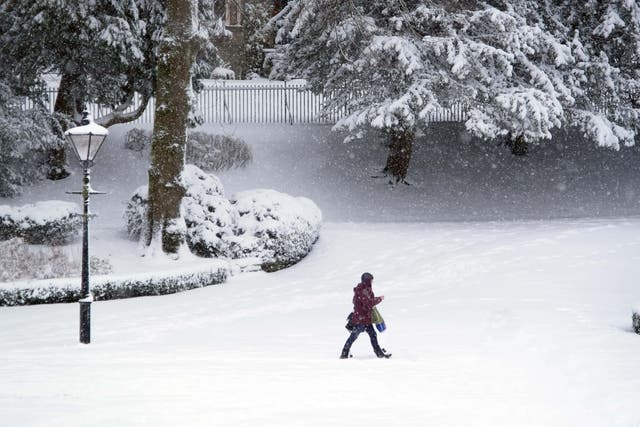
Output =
[{"x1": 222, "y1": 81, "x2": 232, "y2": 124}]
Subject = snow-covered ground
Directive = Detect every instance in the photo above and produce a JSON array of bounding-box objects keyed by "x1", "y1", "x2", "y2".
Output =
[{"x1": 2, "y1": 123, "x2": 640, "y2": 425}]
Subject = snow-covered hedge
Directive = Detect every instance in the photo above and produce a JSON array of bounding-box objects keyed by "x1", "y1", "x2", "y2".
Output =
[
  {"x1": 0, "y1": 263, "x2": 228, "y2": 307},
  {"x1": 0, "y1": 201, "x2": 82, "y2": 245},
  {"x1": 633, "y1": 307, "x2": 640, "y2": 335},
  {"x1": 124, "y1": 166, "x2": 322, "y2": 271}
]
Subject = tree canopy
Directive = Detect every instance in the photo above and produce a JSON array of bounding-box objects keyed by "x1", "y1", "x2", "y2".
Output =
[{"x1": 271, "y1": 0, "x2": 640, "y2": 180}]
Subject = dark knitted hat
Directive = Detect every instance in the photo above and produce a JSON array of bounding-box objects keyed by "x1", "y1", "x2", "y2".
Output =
[{"x1": 361, "y1": 272, "x2": 374, "y2": 285}]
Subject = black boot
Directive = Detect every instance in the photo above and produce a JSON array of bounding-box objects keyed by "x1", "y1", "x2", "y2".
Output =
[
  {"x1": 376, "y1": 348, "x2": 392, "y2": 359},
  {"x1": 340, "y1": 348, "x2": 351, "y2": 359}
]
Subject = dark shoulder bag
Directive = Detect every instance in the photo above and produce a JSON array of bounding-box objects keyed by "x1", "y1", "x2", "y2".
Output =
[{"x1": 345, "y1": 312, "x2": 355, "y2": 331}]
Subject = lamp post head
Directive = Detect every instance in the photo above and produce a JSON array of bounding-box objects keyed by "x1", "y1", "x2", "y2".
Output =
[{"x1": 65, "y1": 111, "x2": 109, "y2": 165}]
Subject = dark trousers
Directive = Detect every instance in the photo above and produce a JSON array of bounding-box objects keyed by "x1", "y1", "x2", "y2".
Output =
[{"x1": 342, "y1": 324, "x2": 382, "y2": 356}]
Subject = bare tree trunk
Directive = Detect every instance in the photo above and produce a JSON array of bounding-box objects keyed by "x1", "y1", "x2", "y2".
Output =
[
  {"x1": 383, "y1": 126, "x2": 414, "y2": 183},
  {"x1": 145, "y1": 0, "x2": 198, "y2": 255},
  {"x1": 507, "y1": 133, "x2": 528, "y2": 156},
  {"x1": 48, "y1": 72, "x2": 83, "y2": 180}
]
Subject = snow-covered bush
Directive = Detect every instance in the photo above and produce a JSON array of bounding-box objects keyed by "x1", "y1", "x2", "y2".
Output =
[
  {"x1": 123, "y1": 128, "x2": 151, "y2": 152},
  {"x1": 181, "y1": 165, "x2": 236, "y2": 257},
  {"x1": 230, "y1": 189, "x2": 322, "y2": 272},
  {"x1": 0, "y1": 238, "x2": 112, "y2": 283},
  {"x1": 212, "y1": 67, "x2": 235, "y2": 80},
  {"x1": 0, "y1": 201, "x2": 82, "y2": 245},
  {"x1": 124, "y1": 186, "x2": 148, "y2": 240},
  {"x1": 186, "y1": 132, "x2": 253, "y2": 172},
  {"x1": 0, "y1": 238, "x2": 76, "y2": 282},
  {"x1": 633, "y1": 307, "x2": 640, "y2": 335},
  {"x1": 123, "y1": 166, "x2": 322, "y2": 271}
]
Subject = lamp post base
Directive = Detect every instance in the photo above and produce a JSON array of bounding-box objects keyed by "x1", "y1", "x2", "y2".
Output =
[{"x1": 79, "y1": 301, "x2": 91, "y2": 344}]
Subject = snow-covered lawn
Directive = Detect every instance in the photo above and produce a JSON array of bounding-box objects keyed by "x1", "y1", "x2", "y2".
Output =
[
  {"x1": 2, "y1": 220, "x2": 640, "y2": 426},
  {"x1": 2, "y1": 123, "x2": 640, "y2": 425}
]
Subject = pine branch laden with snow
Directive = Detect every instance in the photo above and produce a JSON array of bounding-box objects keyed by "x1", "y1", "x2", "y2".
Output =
[{"x1": 548, "y1": 0, "x2": 640, "y2": 148}]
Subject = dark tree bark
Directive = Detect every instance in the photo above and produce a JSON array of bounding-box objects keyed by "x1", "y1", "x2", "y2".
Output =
[
  {"x1": 48, "y1": 72, "x2": 84, "y2": 180},
  {"x1": 145, "y1": 0, "x2": 199, "y2": 255},
  {"x1": 507, "y1": 133, "x2": 528, "y2": 156},
  {"x1": 383, "y1": 125, "x2": 415, "y2": 183}
]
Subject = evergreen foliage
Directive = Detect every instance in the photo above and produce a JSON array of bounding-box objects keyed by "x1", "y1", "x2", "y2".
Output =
[
  {"x1": 0, "y1": 0, "x2": 225, "y2": 125},
  {"x1": 272, "y1": 0, "x2": 640, "y2": 179},
  {"x1": 186, "y1": 132, "x2": 253, "y2": 172},
  {"x1": 0, "y1": 84, "x2": 70, "y2": 197},
  {"x1": 242, "y1": 0, "x2": 272, "y2": 77}
]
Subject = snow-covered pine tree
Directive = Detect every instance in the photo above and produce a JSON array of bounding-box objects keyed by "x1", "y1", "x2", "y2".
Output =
[
  {"x1": 272, "y1": 1, "x2": 574, "y2": 181},
  {"x1": 556, "y1": 0, "x2": 640, "y2": 149},
  {"x1": 241, "y1": 0, "x2": 272, "y2": 78},
  {"x1": 145, "y1": 0, "x2": 206, "y2": 255}
]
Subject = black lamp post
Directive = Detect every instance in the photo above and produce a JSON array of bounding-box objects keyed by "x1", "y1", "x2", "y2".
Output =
[{"x1": 64, "y1": 111, "x2": 108, "y2": 344}]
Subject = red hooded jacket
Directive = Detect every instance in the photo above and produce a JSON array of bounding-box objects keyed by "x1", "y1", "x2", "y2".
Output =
[{"x1": 351, "y1": 282, "x2": 382, "y2": 325}]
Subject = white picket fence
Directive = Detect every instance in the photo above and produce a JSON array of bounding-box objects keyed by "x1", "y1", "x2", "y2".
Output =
[{"x1": 30, "y1": 81, "x2": 469, "y2": 125}]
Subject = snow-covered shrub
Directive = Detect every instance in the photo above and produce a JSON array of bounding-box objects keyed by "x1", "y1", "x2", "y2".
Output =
[
  {"x1": 123, "y1": 128, "x2": 151, "y2": 152},
  {"x1": 123, "y1": 186, "x2": 148, "y2": 240},
  {"x1": 633, "y1": 308, "x2": 640, "y2": 335},
  {"x1": 230, "y1": 189, "x2": 322, "y2": 272},
  {"x1": 181, "y1": 165, "x2": 237, "y2": 257},
  {"x1": 0, "y1": 237, "x2": 112, "y2": 282},
  {"x1": 212, "y1": 67, "x2": 235, "y2": 80},
  {"x1": 0, "y1": 238, "x2": 76, "y2": 282},
  {"x1": 0, "y1": 264, "x2": 228, "y2": 306},
  {"x1": 123, "y1": 167, "x2": 323, "y2": 271},
  {"x1": 186, "y1": 132, "x2": 252, "y2": 172},
  {"x1": 90, "y1": 256, "x2": 114, "y2": 276},
  {"x1": 0, "y1": 201, "x2": 82, "y2": 245}
]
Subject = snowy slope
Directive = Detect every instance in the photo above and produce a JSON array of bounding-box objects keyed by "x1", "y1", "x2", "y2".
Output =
[{"x1": 2, "y1": 123, "x2": 640, "y2": 425}]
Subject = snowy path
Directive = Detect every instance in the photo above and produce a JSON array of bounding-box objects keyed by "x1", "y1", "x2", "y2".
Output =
[{"x1": 2, "y1": 220, "x2": 640, "y2": 426}]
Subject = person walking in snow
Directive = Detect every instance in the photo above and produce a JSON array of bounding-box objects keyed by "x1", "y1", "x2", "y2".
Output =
[{"x1": 340, "y1": 272, "x2": 391, "y2": 359}]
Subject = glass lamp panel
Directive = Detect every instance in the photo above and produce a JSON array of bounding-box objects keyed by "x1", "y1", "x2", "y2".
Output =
[
  {"x1": 87, "y1": 133, "x2": 107, "y2": 161},
  {"x1": 68, "y1": 134, "x2": 93, "y2": 161}
]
